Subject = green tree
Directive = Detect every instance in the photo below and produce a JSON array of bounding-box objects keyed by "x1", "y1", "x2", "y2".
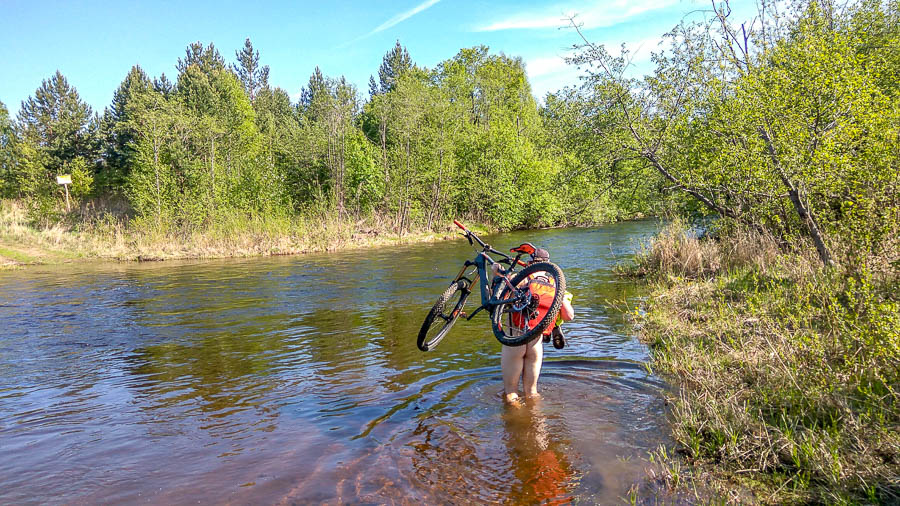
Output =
[
  {"x1": 175, "y1": 63, "x2": 266, "y2": 221},
  {"x1": 153, "y1": 73, "x2": 174, "y2": 97},
  {"x1": 344, "y1": 127, "x2": 382, "y2": 217},
  {"x1": 296, "y1": 69, "x2": 361, "y2": 218},
  {"x1": 176, "y1": 41, "x2": 225, "y2": 75},
  {"x1": 16, "y1": 71, "x2": 97, "y2": 216},
  {"x1": 567, "y1": 0, "x2": 900, "y2": 265},
  {"x1": 98, "y1": 65, "x2": 154, "y2": 192},
  {"x1": 123, "y1": 88, "x2": 181, "y2": 226},
  {"x1": 232, "y1": 38, "x2": 270, "y2": 102},
  {"x1": 375, "y1": 40, "x2": 412, "y2": 95},
  {"x1": 253, "y1": 85, "x2": 300, "y2": 211},
  {"x1": 0, "y1": 101, "x2": 17, "y2": 197}
]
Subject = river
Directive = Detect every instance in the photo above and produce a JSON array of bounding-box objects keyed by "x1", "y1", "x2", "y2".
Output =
[{"x1": 0, "y1": 220, "x2": 669, "y2": 504}]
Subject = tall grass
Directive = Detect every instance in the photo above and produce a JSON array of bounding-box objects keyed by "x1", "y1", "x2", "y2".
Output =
[
  {"x1": 0, "y1": 199, "x2": 462, "y2": 267},
  {"x1": 629, "y1": 221, "x2": 899, "y2": 504}
]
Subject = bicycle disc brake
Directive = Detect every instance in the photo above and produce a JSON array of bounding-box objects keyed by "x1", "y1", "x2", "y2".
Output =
[{"x1": 511, "y1": 289, "x2": 539, "y2": 321}]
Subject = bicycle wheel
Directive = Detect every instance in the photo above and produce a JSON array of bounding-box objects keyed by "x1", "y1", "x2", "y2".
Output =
[
  {"x1": 491, "y1": 261, "x2": 566, "y2": 347},
  {"x1": 417, "y1": 280, "x2": 470, "y2": 351}
]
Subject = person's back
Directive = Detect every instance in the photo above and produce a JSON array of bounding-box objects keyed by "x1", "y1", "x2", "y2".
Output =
[{"x1": 495, "y1": 247, "x2": 574, "y2": 404}]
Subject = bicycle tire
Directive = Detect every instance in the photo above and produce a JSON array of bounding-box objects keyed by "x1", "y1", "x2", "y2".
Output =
[
  {"x1": 417, "y1": 280, "x2": 470, "y2": 351},
  {"x1": 491, "y1": 261, "x2": 566, "y2": 347}
]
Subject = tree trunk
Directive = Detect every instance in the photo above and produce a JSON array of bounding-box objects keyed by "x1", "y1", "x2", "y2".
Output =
[
  {"x1": 338, "y1": 120, "x2": 345, "y2": 219},
  {"x1": 759, "y1": 127, "x2": 834, "y2": 267},
  {"x1": 153, "y1": 133, "x2": 161, "y2": 227},
  {"x1": 427, "y1": 120, "x2": 445, "y2": 230},
  {"x1": 209, "y1": 135, "x2": 215, "y2": 217},
  {"x1": 380, "y1": 115, "x2": 388, "y2": 207}
]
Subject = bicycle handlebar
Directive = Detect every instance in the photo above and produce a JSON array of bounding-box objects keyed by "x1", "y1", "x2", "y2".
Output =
[
  {"x1": 452, "y1": 220, "x2": 529, "y2": 269},
  {"x1": 454, "y1": 220, "x2": 487, "y2": 249}
]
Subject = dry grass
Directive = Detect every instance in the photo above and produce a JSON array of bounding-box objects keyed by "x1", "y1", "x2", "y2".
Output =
[
  {"x1": 0, "y1": 200, "x2": 466, "y2": 268},
  {"x1": 620, "y1": 218, "x2": 786, "y2": 280}
]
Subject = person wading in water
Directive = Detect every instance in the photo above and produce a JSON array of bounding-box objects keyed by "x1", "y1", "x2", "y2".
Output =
[{"x1": 492, "y1": 247, "x2": 574, "y2": 404}]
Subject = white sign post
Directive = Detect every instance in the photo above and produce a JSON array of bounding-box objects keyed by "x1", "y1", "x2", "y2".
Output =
[{"x1": 56, "y1": 175, "x2": 72, "y2": 212}]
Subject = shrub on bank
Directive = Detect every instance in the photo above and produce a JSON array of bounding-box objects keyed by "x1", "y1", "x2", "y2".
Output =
[{"x1": 630, "y1": 222, "x2": 899, "y2": 504}]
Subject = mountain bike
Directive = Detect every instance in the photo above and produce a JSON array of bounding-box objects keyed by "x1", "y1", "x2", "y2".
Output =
[{"x1": 417, "y1": 220, "x2": 566, "y2": 352}]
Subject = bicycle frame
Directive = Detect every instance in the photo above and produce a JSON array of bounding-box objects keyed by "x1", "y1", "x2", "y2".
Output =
[
  {"x1": 416, "y1": 220, "x2": 566, "y2": 351},
  {"x1": 449, "y1": 221, "x2": 530, "y2": 322}
]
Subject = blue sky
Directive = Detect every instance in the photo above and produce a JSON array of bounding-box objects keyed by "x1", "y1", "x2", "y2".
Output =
[{"x1": 0, "y1": 0, "x2": 758, "y2": 115}]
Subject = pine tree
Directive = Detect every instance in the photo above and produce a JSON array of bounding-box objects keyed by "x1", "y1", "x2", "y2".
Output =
[
  {"x1": 99, "y1": 65, "x2": 154, "y2": 191},
  {"x1": 153, "y1": 73, "x2": 174, "y2": 96},
  {"x1": 176, "y1": 42, "x2": 225, "y2": 75},
  {"x1": 232, "y1": 38, "x2": 270, "y2": 102},
  {"x1": 17, "y1": 71, "x2": 95, "y2": 174},
  {"x1": 377, "y1": 41, "x2": 412, "y2": 94},
  {"x1": 299, "y1": 66, "x2": 327, "y2": 118},
  {"x1": 368, "y1": 75, "x2": 379, "y2": 98},
  {"x1": 15, "y1": 71, "x2": 98, "y2": 211}
]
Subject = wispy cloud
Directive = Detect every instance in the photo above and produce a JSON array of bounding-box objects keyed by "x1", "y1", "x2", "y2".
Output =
[
  {"x1": 525, "y1": 35, "x2": 668, "y2": 99},
  {"x1": 476, "y1": 0, "x2": 676, "y2": 32},
  {"x1": 526, "y1": 56, "x2": 569, "y2": 78},
  {"x1": 370, "y1": 0, "x2": 441, "y2": 35},
  {"x1": 338, "y1": 0, "x2": 441, "y2": 48}
]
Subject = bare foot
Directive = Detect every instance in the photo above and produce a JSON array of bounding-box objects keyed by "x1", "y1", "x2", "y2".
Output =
[
  {"x1": 524, "y1": 391, "x2": 541, "y2": 401},
  {"x1": 504, "y1": 392, "x2": 522, "y2": 406}
]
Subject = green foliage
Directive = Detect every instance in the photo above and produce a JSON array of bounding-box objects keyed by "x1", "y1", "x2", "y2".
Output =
[
  {"x1": 123, "y1": 90, "x2": 180, "y2": 225},
  {"x1": 569, "y1": 0, "x2": 900, "y2": 269},
  {"x1": 344, "y1": 128, "x2": 382, "y2": 215},
  {"x1": 0, "y1": 101, "x2": 17, "y2": 198},
  {"x1": 11, "y1": 71, "x2": 98, "y2": 220},
  {"x1": 637, "y1": 261, "x2": 899, "y2": 503},
  {"x1": 98, "y1": 65, "x2": 153, "y2": 192},
  {"x1": 176, "y1": 41, "x2": 225, "y2": 75},
  {"x1": 63, "y1": 157, "x2": 93, "y2": 198},
  {"x1": 232, "y1": 38, "x2": 269, "y2": 102},
  {"x1": 355, "y1": 44, "x2": 598, "y2": 232},
  {"x1": 5, "y1": 36, "x2": 721, "y2": 233},
  {"x1": 540, "y1": 88, "x2": 666, "y2": 220},
  {"x1": 373, "y1": 40, "x2": 412, "y2": 96}
]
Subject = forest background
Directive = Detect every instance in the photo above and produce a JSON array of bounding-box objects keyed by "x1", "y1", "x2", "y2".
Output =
[{"x1": 0, "y1": 32, "x2": 662, "y2": 262}]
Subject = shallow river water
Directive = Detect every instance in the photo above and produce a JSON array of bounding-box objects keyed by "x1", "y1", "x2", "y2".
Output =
[{"x1": 0, "y1": 220, "x2": 669, "y2": 504}]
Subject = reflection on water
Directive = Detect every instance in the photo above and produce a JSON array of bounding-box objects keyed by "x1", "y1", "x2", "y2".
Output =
[
  {"x1": 502, "y1": 399, "x2": 577, "y2": 504},
  {"x1": 0, "y1": 220, "x2": 668, "y2": 503}
]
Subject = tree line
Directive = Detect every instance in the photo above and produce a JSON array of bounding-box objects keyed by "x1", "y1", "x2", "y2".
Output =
[{"x1": 0, "y1": 40, "x2": 642, "y2": 233}]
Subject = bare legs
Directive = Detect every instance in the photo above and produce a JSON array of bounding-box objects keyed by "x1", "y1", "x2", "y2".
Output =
[{"x1": 501, "y1": 336, "x2": 543, "y2": 403}]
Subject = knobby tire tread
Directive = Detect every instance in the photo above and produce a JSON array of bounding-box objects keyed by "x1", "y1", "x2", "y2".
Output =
[{"x1": 417, "y1": 282, "x2": 467, "y2": 351}]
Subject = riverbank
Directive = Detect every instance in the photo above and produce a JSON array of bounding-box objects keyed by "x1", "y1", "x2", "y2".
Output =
[
  {"x1": 625, "y1": 222, "x2": 899, "y2": 504},
  {"x1": 0, "y1": 200, "x2": 492, "y2": 270}
]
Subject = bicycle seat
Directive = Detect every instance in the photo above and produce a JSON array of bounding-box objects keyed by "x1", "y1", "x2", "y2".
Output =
[{"x1": 510, "y1": 243, "x2": 536, "y2": 255}]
